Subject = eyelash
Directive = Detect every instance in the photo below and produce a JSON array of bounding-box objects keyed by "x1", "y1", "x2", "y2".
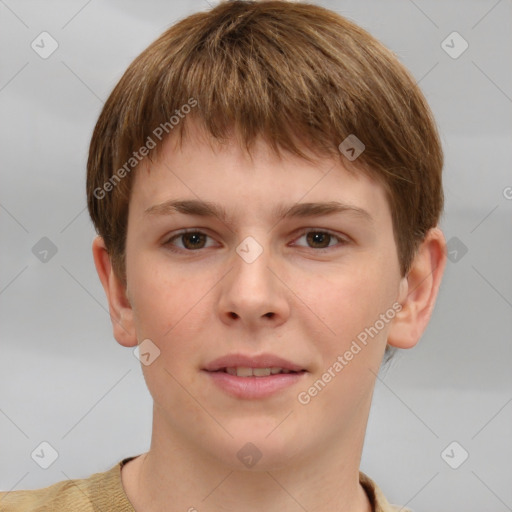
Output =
[{"x1": 163, "y1": 229, "x2": 349, "y2": 253}]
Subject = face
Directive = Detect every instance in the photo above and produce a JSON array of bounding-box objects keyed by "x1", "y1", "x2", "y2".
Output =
[{"x1": 123, "y1": 121, "x2": 406, "y2": 470}]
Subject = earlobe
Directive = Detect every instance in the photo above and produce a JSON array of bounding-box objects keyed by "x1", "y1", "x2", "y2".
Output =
[
  {"x1": 387, "y1": 227, "x2": 447, "y2": 349},
  {"x1": 92, "y1": 236, "x2": 138, "y2": 347}
]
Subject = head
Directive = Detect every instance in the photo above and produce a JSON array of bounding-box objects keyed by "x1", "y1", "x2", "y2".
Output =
[{"x1": 88, "y1": 1, "x2": 446, "y2": 470}]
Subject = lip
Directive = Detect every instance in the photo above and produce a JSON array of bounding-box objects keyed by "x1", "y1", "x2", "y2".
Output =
[
  {"x1": 204, "y1": 371, "x2": 306, "y2": 399},
  {"x1": 203, "y1": 353, "x2": 306, "y2": 372},
  {"x1": 202, "y1": 353, "x2": 308, "y2": 400}
]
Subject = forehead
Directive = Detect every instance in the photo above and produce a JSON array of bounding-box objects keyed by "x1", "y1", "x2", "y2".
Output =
[{"x1": 128, "y1": 121, "x2": 392, "y2": 228}]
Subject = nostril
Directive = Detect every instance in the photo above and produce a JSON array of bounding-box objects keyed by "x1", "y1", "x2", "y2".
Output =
[{"x1": 229, "y1": 312, "x2": 238, "y2": 319}]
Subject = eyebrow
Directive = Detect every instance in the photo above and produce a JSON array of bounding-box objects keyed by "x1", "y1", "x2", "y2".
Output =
[{"x1": 144, "y1": 199, "x2": 373, "y2": 226}]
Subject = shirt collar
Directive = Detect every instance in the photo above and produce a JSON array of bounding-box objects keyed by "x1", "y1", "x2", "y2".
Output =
[
  {"x1": 359, "y1": 471, "x2": 410, "y2": 512},
  {"x1": 119, "y1": 457, "x2": 408, "y2": 512}
]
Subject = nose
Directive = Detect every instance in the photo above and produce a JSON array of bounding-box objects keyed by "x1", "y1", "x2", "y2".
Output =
[{"x1": 217, "y1": 238, "x2": 290, "y2": 329}]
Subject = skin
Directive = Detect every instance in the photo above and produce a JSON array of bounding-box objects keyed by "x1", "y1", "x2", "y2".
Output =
[{"x1": 93, "y1": 120, "x2": 446, "y2": 512}]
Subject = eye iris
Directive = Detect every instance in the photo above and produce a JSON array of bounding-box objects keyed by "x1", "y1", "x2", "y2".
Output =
[
  {"x1": 178, "y1": 232, "x2": 334, "y2": 250},
  {"x1": 182, "y1": 233, "x2": 206, "y2": 249},
  {"x1": 307, "y1": 232, "x2": 330, "y2": 248}
]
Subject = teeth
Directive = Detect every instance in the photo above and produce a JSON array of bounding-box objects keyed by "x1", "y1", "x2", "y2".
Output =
[
  {"x1": 236, "y1": 367, "x2": 253, "y2": 377},
  {"x1": 252, "y1": 367, "x2": 271, "y2": 377},
  {"x1": 223, "y1": 367, "x2": 292, "y2": 377}
]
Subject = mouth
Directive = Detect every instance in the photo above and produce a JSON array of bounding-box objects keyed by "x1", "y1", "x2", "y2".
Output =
[
  {"x1": 211, "y1": 367, "x2": 306, "y2": 377},
  {"x1": 202, "y1": 354, "x2": 308, "y2": 399}
]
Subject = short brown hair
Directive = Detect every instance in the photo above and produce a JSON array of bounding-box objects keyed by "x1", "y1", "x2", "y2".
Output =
[{"x1": 87, "y1": 0, "x2": 443, "y2": 284}]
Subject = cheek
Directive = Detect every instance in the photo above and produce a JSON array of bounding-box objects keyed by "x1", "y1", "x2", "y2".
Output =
[
  {"x1": 128, "y1": 255, "x2": 197, "y2": 342},
  {"x1": 304, "y1": 261, "x2": 397, "y2": 361},
  {"x1": 127, "y1": 254, "x2": 219, "y2": 366},
  {"x1": 295, "y1": 266, "x2": 397, "y2": 423},
  {"x1": 128, "y1": 264, "x2": 206, "y2": 403}
]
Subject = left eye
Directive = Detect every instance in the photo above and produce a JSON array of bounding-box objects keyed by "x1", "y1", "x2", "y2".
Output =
[{"x1": 294, "y1": 230, "x2": 346, "y2": 250}]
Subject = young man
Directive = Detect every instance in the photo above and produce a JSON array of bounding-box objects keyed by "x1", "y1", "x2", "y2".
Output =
[{"x1": 0, "y1": 1, "x2": 446, "y2": 511}]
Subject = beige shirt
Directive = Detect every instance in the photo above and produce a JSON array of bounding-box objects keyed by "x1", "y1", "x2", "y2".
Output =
[{"x1": 0, "y1": 455, "x2": 409, "y2": 511}]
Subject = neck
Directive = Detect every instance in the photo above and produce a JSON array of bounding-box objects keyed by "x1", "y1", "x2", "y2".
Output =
[{"x1": 122, "y1": 405, "x2": 373, "y2": 512}]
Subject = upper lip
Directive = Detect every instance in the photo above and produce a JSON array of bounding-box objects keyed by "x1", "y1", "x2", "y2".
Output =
[{"x1": 203, "y1": 353, "x2": 306, "y2": 372}]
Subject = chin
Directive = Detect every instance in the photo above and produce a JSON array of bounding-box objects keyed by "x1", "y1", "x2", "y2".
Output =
[{"x1": 205, "y1": 427, "x2": 306, "y2": 472}]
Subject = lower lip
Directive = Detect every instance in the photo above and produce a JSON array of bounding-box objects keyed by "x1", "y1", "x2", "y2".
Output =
[{"x1": 203, "y1": 370, "x2": 306, "y2": 399}]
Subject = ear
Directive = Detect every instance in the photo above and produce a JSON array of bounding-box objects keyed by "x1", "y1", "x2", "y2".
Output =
[
  {"x1": 387, "y1": 227, "x2": 447, "y2": 349},
  {"x1": 92, "y1": 236, "x2": 138, "y2": 347}
]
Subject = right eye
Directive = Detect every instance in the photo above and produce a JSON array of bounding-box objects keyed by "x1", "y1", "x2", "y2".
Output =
[{"x1": 163, "y1": 230, "x2": 217, "y2": 252}]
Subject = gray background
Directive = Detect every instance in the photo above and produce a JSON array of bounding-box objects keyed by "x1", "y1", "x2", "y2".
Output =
[{"x1": 1, "y1": 0, "x2": 511, "y2": 510}]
